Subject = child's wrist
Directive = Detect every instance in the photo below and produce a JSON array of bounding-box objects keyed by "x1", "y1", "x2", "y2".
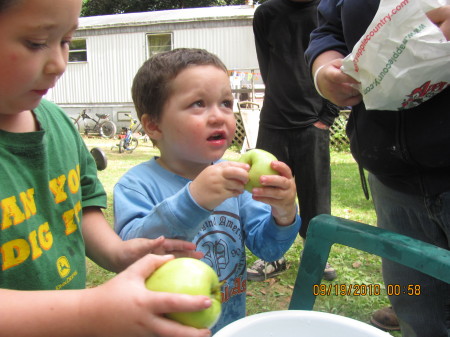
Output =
[
  {"x1": 274, "y1": 211, "x2": 297, "y2": 226},
  {"x1": 275, "y1": 204, "x2": 299, "y2": 226}
]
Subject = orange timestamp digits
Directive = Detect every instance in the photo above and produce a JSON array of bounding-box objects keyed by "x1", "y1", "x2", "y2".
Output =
[
  {"x1": 313, "y1": 284, "x2": 422, "y2": 296},
  {"x1": 387, "y1": 284, "x2": 421, "y2": 296},
  {"x1": 313, "y1": 284, "x2": 382, "y2": 296}
]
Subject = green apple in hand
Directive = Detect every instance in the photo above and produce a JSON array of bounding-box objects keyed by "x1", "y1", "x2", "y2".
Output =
[
  {"x1": 145, "y1": 257, "x2": 222, "y2": 329},
  {"x1": 238, "y1": 149, "x2": 279, "y2": 192}
]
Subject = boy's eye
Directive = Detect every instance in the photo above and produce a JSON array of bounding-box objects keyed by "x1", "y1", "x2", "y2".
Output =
[
  {"x1": 62, "y1": 35, "x2": 74, "y2": 47},
  {"x1": 26, "y1": 41, "x2": 47, "y2": 50},
  {"x1": 222, "y1": 100, "x2": 233, "y2": 109},
  {"x1": 191, "y1": 101, "x2": 204, "y2": 108}
]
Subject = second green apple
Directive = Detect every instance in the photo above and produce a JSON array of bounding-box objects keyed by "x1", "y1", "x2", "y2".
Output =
[
  {"x1": 238, "y1": 149, "x2": 279, "y2": 192},
  {"x1": 145, "y1": 258, "x2": 222, "y2": 329}
]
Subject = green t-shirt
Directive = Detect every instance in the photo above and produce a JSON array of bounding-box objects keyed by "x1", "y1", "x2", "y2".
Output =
[{"x1": 0, "y1": 100, "x2": 106, "y2": 290}]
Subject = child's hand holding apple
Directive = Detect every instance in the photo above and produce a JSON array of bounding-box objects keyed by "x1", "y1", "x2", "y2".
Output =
[
  {"x1": 189, "y1": 149, "x2": 298, "y2": 226},
  {"x1": 239, "y1": 149, "x2": 298, "y2": 226},
  {"x1": 145, "y1": 257, "x2": 222, "y2": 329},
  {"x1": 189, "y1": 161, "x2": 250, "y2": 210},
  {"x1": 85, "y1": 254, "x2": 212, "y2": 337}
]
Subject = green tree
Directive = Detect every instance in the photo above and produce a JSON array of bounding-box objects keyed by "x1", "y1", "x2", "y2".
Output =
[{"x1": 81, "y1": 0, "x2": 253, "y2": 16}]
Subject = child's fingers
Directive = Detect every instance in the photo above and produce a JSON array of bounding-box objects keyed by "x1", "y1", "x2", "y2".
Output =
[
  {"x1": 258, "y1": 174, "x2": 293, "y2": 191},
  {"x1": 126, "y1": 253, "x2": 174, "y2": 279},
  {"x1": 214, "y1": 160, "x2": 249, "y2": 171},
  {"x1": 221, "y1": 163, "x2": 250, "y2": 186},
  {"x1": 148, "y1": 291, "x2": 212, "y2": 315},
  {"x1": 143, "y1": 292, "x2": 213, "y2": 337},
  {"x1": 270, "y1": 161, "x2": 293, "y2": 179},
  {"x1": 150, "y1": 313, "x2": 211, "y2": 337},
  {"x1": 161, "y1": 239, "x2": 197, "y2": 252},
  {"x1": 169, "y1": 250, "x2": 204, "y2": 259}
]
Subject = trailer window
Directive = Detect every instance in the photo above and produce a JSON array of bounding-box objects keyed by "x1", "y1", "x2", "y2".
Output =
[
  {"x1": 69, "y1": 39, "x2": 87, "y2": 63},
  {"x1": 147, "y1": 33, "x2": 172, "y2": 57}
]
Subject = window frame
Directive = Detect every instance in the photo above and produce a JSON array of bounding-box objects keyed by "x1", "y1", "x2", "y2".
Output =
[
  {"x1": 146, "y1": 33, "x2": 173, "y2": 58},
  {"x1": 68, "y1": 38, "x2": 88, "y2": 63}
]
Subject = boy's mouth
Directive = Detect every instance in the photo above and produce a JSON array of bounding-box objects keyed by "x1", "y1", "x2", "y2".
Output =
[
  {"x1": 207, "y1": 131, "x2": 226, "y2": 141},
  {"x1": 33, "y1": 89, "x2": 49, "y2": 96}
]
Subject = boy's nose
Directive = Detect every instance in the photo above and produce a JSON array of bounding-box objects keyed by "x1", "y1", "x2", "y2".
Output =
[
  {"x1": 208, "y1": 106, "x2": 226, "y2": 124},
  {"x1": 45, "y1": 47, "x2": 68, "y2": 76}
]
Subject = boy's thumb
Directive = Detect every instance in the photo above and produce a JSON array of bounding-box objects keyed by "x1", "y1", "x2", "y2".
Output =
[{"x1": 128, "y1": 254, "x2": 174, "y2": 280}]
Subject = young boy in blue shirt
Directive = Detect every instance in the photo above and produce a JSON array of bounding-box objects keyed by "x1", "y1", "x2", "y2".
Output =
[{"x1": 114, "y1": 48, "x2": 301, "y2": 333}]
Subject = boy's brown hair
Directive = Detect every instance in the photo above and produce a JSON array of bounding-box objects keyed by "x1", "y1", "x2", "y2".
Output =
[{"x1": 132, "y1": 48, "x2": 228, "y2": 125}]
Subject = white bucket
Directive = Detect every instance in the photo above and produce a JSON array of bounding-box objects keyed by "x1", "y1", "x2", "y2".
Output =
[{"x1": 213, "y1": 310, "x2": 391, "y2": 337}]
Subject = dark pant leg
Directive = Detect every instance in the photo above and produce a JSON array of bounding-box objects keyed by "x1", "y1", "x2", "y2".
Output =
[
  {"x1": 256, "y1": 125, "x2": 331, "y2": 238},
  {"x1": 289, "y1": 125, "x2": 331, "y2": 238},
  {"x1": 369, "y1": 173, "x2": 450, "y2": 337}
]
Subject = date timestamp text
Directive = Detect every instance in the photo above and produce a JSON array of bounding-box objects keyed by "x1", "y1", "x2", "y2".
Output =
[{"x1": 313, "y1": 284, "x2": 421, "y2": 296}]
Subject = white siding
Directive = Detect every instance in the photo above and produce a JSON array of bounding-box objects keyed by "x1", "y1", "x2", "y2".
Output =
[
  {"x1": 174, "y1": 25, "x2": 257, "y2": 70},
  {"x1": 53, "y1": 32, "x2": 147, "y2": 104},
  {"x1": 49, "y1": 6, "x2": 259, "y2": 113}
]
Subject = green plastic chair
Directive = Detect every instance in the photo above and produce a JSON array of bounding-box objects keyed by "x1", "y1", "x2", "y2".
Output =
[{"x1": 289, "y1": 214, "x2": 450, "y2": 310}]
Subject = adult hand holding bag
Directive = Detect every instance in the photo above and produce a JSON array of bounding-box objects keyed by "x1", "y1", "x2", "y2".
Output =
[{"x1": 341, "y1": 0, "x2": 450, "y2": 111}]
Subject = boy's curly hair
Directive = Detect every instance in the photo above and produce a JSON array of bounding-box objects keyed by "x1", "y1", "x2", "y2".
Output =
[{"x1": 132, "y1": 48, "x2": 228, "y2": 123}]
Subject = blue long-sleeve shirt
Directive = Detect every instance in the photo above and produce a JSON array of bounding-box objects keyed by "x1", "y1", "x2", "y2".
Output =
[{"x1": 114, "y1": 158, "x2": 301, "y2": 333}]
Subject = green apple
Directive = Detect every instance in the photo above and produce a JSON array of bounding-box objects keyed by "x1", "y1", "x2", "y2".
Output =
[
  {"x1": 238, "y1": 149, "x2": 279, "y2": 192},
  {"x1": 145, "y1": 257, "x2": 222, "y2": 329}
]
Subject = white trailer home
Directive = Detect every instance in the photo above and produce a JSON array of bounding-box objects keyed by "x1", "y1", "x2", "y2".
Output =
[{"x1": 47, "y1": 5, "x2": 261, "y2": 129}]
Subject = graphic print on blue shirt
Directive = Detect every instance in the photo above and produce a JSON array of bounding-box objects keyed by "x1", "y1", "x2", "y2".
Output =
[{"x1": 196, "y1": 210, "x2": 247, "y2": 304}]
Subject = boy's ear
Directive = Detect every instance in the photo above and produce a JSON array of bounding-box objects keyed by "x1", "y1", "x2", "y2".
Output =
[{"x1": 141, "y1": 114, "x2": 162, "y2": 140}]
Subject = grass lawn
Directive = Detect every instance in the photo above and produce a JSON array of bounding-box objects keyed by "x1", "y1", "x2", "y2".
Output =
[{"x1": 83, "y1": 136, "x2": 400, "y2": 337}]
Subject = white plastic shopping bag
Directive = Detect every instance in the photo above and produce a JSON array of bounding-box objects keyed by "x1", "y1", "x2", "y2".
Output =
[{"x1": 341, "y1": 0, "x2": 450, "y2": 110}]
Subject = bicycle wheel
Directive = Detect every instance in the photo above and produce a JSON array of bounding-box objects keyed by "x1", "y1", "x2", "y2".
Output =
[
  {"x1": 118, "y1": 139, "x2": 125, "y2": 153},
  {"x1": 99, "y1": 121, "x2": 117, "y2": 138},
  {"x1": 126, "y1": 138, "x2": 139, "y2": 151},
  {"x1": 90, "y1": 147, "x2": 108, "y2": 171}
]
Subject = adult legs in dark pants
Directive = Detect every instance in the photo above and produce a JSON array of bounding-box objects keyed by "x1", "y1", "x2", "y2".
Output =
[
  {"x1": 369, "y1": 173, "x2": 450, "y2": 336},
  {"x1": 247, "y1": 124, "x2": 337, "y2": 281}
]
